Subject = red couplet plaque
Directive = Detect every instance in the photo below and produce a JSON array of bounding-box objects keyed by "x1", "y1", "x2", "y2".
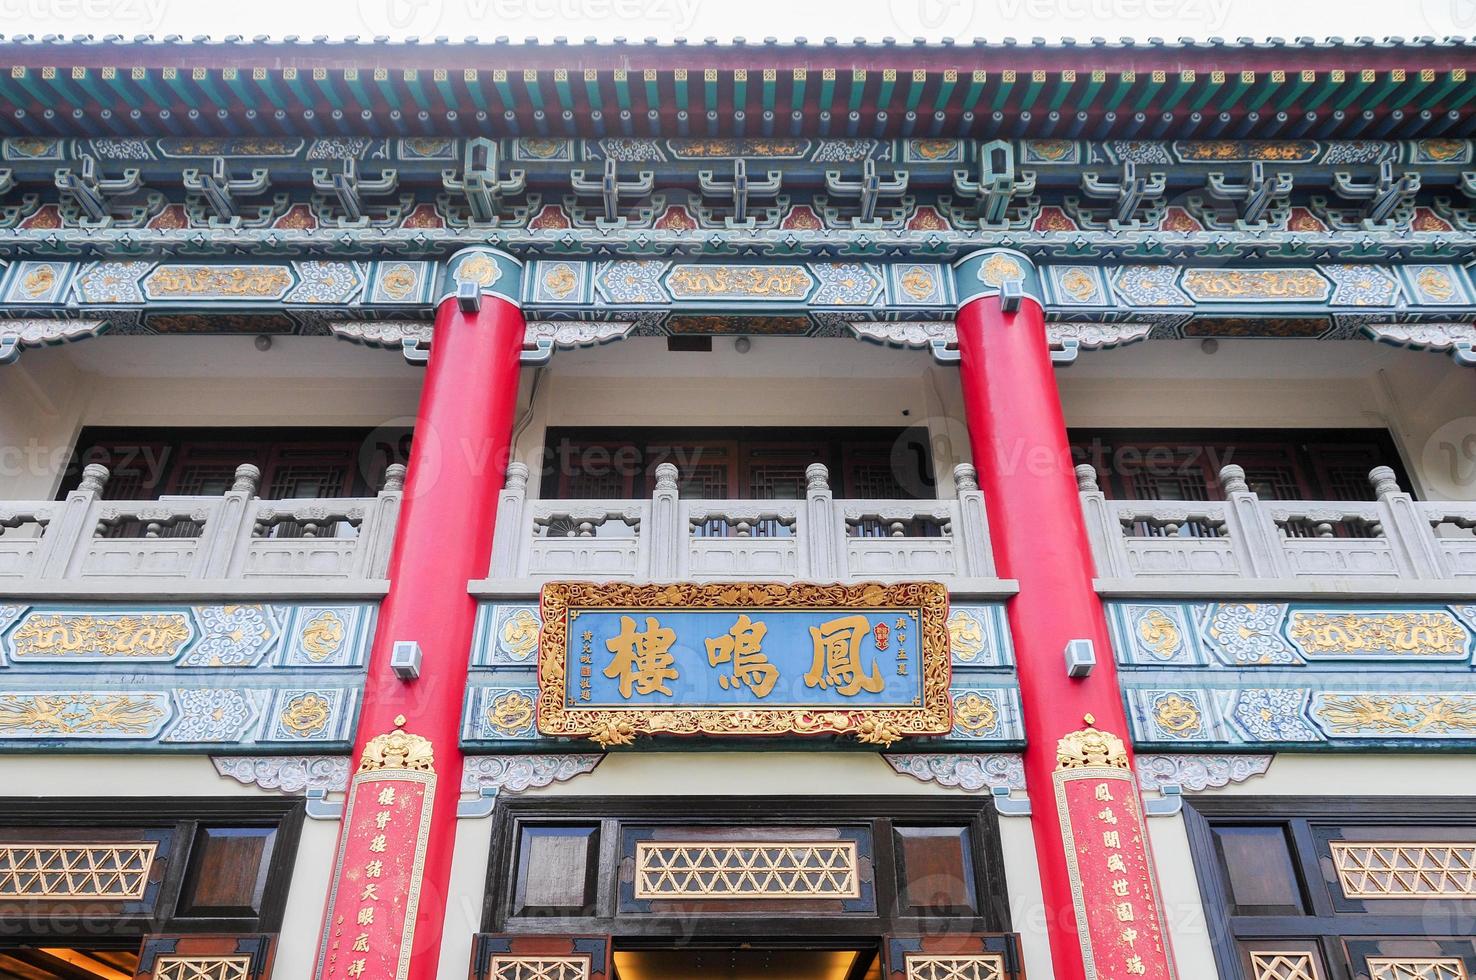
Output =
[
  {"x1": 1053, "y1": 723, "x2": 1177, "y2": 980},
  {"x1": 315, "y1": 726, "x2": 437, "y2": 980}
]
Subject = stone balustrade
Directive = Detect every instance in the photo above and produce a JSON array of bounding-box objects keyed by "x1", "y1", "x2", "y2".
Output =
[
  {"x1": 1079, "y1": 462, "x2": 1476, "y2": 594},
  {"x1": 483, "y1": 461, "x2": 1000, "y2": 585},
  {"x1": 0, "y1": 462, "x2": 404, "y2": 594}
]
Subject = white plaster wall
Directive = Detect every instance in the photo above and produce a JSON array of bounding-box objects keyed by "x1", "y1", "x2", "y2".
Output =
[
  {"x1": 8, "y1": 332, "x2": 1471, "y2": 508},
  {"x1": 2, "y1": 754, "x2": 337, "y2": 972},
  {"x1": 1060, "y1": 339, "x2": 1476, "y2": 501},
  {"x1": 2, "y1": 336, "x2": 424, "y2": 500},
  {"x1": 436, "y1": 752, "x2": 1055, "y2": 980},
  {"x1": 1152, "y1": 753, "x2": 1476, "y2": 980}
]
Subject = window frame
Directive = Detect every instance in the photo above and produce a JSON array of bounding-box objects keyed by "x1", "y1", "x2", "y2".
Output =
[{"x1": 1184, "y1": 795, "x2": 1476, "y2": 980}]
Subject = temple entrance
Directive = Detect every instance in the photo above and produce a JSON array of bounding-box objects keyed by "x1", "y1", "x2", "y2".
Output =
[
  {"x1": 473, "y1": 795, "x2": 1025, "y2": 980},
  {"x1": 611, "y1": 943, "x2": 880, "y2": 980}
]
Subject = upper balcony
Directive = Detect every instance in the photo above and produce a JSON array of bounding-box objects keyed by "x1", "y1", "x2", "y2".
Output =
[
  {"x1": 0, "y1": 461, "x2": 403, "y2": 599},
  {"x1": 1079, "y1": 463, "x2": 1476, "y2": 598},
  {"x1": 477, "y1": 459, "x2": 1004, "y2": 594}
]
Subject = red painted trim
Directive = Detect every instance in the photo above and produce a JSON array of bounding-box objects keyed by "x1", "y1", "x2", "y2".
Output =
[
  {"x1": 954, "y1": 295, "x2": 1175, "y2": 980},
  {"x1": 313, "y1": 293, "x2": 525, "y2": 980}
]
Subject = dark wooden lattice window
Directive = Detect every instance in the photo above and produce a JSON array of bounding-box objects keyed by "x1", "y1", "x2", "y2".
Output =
[
  {"x1": 60, "y1": 427, "x2": 402, "y2": 502},
  {"x1": 541, "y1": 428, "x2": 934, "y2": 502},
  {"x1": 1185, "y1": 797, "x2": 1476, "y2": 980},
  {"x1": 1070, "y1": 429, "x2": 1409, "y2": 503}
]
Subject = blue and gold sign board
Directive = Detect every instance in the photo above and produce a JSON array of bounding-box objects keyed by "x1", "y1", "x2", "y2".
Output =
[{"x1": 536, "y1": 582, "x2": 952, "y2": 747}]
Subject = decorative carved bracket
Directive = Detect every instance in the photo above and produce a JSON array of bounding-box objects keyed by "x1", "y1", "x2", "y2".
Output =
[
  {"x1": 182, "y1": 157, "x2": 281, "y2": 228},
  {"x1": 457, "y1": 753, "x2": 604, "y2": 818},
  {"x1": 1135, "y1": 754, "x2": 1274, "y2": 817},
  {"x1": 440, "y1": 137, "x2": 529, "y2": 227},
  {"x1": 823, "y1": 157, "x2": 910, "y2": 227},
  {"x1": 0, "y1": 318, "x2": 107, "y2": 365},
  {"x1": 883, "y1": 752, "x2": 1031, "y2": 815},
  {"x1": 213, "y1": 755, "x2": 352, "y2": 819},
  {"x1": 697, "y1": 158, "x2": 784, "y2": 229},
  {"x1": 568, "y1": 158, "x2": 655, "y2": 228},
  {"x1": 310, "y1": 158, "x2": 406, "y2": 227},
  {"x1": 950, "y1": 139, "x2": 1039, "y2": 229}
]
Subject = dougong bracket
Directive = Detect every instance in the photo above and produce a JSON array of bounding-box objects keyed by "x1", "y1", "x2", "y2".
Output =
[
  {"x1": 950, "y1": 139, "x2": 1039, "y2": 229},
  {"x1": 311, "y1": 158, "x2": 405, "y2": 227},
  {"x1": 182, "y1": 156, "x2": 282, "y2": 228},
  {"x1": 54, "y1": 155, "x2": 155, "y2": 228},
  {"x1": 1202, "y1": 161, "x2": 1294, "y2": 230},
  {"x1": 1070, "y1": 161, "x2": 1167, "y2": 230},
  {"x1": 697, "y1": 159, "x2": 784, "y2": 229},
  {"x1": 441, "y1": 138, "x2": 528, "y2": 226},
  {"x1": 568, "y1": 157, "x2": 655, "y2": 228},
  {"x1": 824, "y1": 157, "x2": 910, "y2": 228}
]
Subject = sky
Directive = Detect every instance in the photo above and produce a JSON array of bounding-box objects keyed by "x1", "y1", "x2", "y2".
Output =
[{"x1": 0, "y1": 0, "x2": 1470, "y2": 45}]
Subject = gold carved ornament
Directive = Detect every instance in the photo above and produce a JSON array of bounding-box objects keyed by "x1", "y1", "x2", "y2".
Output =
[
  {"x1": 1249, "y1": 951, "x2": 1323, "y2": 980},
  {"x1": 1329, "y1": 840, "x2": 1476, "y2": 898},
  {"x1": 1152, "y1": 694, "x2": 1202, "y2": 735},
  {"x1": 1055, "y1": 715, "x2": 1131, "y2": 771},
  {"x1": 535, "y1": 581, "x2": 953, "y2": 748},
  {"x1": 903, "y1": 954, "x2": 1007, "y2": 980},
  {"x1": 633, "y1": 841, "x2": 860, "y2": 900},
  {"x1": 979, "y1": 253, "x2": 1025, "y2": 286},
  {"x1": 1136, "y1": 608, "x2": 1182, "y2": 660},
  {"x1": 1365, "y1": 958, "x2": 1467, "y2": 980},
  {"x1": 358, "y1": 717, "x2": 435, "y2": 773},
  {"x1": 455, "y1": 254, "x2": 502, "y2": 288}
]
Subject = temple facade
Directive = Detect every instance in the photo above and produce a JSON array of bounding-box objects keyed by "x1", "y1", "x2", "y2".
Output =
[{"x1": 1, "y1": 33, "x2": 1475, "y2": 980}]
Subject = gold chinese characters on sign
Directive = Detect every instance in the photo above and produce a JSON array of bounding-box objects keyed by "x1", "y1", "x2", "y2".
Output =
[{"x1": 535, "y1": 581, "x2": 952, "y2": 748}]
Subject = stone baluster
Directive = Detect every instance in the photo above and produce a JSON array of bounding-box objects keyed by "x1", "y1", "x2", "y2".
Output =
[
  {"x1": 1216, "y1": 463, "x2": 1289, "y2": 578},
  {"x1": 204, "y1": 463, "x2": 261, "y2": 579},
  {"x1": 1072, "y1": 462, "x2": 1130, "y2": 579},
  {"x1": 207, "y1": 463, "x2": 263, "y2": 575},
  {"x1": 487, "y1": 462, "x2": 529, "y2": 579},
  {"x1": 39, "y1": 462, "x2": 109, "y2": 579},
  {"x1": 648, "y1": 462, "x2": 682, "y2": 580},
  {"x1": 1369, "y1": 465, "x2": 1444, "y2": 578},
  {"x1": 951, "y1": 463, "x2": 994, "y2": 578},
  {"x1": 355, "y1": 463, "x2": 407, "y2": 579},
  {"x1": 803, "y1": 462, "x2": 841, "y2": 580}
]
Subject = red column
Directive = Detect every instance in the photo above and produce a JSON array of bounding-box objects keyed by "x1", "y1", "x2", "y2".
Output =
[
  {"x1": 953, "y1": 252, "x2": 1177, "y2": 980},
  {"x1": 314, "y1": 252, "x2": 525, "y2": 980}
]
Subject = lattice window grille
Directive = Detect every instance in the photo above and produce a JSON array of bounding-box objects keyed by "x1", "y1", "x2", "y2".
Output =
[
  {"x1": 152, "y1": 956, "x2": 252, "y2": 980},
  {"x1": 903, "y1": 953, "x2": 1007, "y2": 980},
  {"x1": 1250, "y1": 951, "x2": 1324, "y2": 980},
  {"x1": 633, "y1": 841, "x2": 860, "y2": 899},
  {"x1": 0, "y1": 842, "x2": 157, "y2": 899},
  {"x1": 1330, "y1": 842, "x2": 1476, "y2": 898},
  {"x1": 1367, "y1": 959, "x2": 1470, "y2": 980},
  {"x1": 488, "y1": 956, "x2": 591, "y2": 980}
]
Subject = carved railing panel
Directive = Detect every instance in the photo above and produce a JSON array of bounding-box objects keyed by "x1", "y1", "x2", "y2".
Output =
[
  {"x1": 1080, "y1": 463, "x2": 1473, "y2": 588},
  {"x1": 0, "y1": 463, "x2": 402, "y2": 588},
  {"x1": 685, "y1": 501, "x2": 801, "y2": 579},
  {"x1": 485, "y1": 462, "x2": 997, "y2": 584}
]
